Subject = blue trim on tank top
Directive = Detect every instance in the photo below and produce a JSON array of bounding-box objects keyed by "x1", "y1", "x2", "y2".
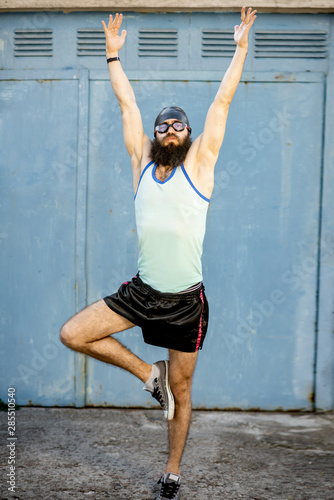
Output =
[
  {"x1": 152, "y1": 163, "x2": 177, "y2": 184},
  {"x1": 181, "y1": 164, "x2": 210, "y2": 203},
  {"x1": 134, "y1": 161, "x2": 210, "y2": 202},
  {"x1": 134, "y1": 160, "x2": 154, "y2": 200}
]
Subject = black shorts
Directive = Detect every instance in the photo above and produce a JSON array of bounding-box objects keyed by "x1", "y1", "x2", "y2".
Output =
[{"x1": 103, "y1": 275, "x2": 209, "y2": 353}]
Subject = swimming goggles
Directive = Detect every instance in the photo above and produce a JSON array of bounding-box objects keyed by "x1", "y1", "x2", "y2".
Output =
[{"x1": 155, "y1": 121, "x2": 191, "y2": 134}]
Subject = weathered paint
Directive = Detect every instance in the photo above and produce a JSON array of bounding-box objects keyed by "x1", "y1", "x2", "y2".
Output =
[
  {"x1": 2, "y1": 0, "x2": 334, "y2": 13},
  {"x1": 0, "y1": 11, "x2": 333, "y2": 410}
]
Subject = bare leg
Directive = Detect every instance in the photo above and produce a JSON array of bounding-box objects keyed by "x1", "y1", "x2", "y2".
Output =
[
  {"x1": 60, "y1": 300, "x2": 152, "y2": 383},
  {"x1": 165, "y1": 349, "x2": 198, "y2": 474}
]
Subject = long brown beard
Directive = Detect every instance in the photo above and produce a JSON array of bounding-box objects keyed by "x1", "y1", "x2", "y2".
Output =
[{"x1": 150, "y1": 134, "x2": 192, "y2": 168}]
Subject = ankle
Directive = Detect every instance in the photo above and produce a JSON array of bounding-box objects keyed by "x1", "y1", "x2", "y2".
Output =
[
  {"x1": 142, "y1": 363, "x2": 156, "y2": 386},
  {"x1": 165, "y1": 466, "x2": 181, "y2": 476}
]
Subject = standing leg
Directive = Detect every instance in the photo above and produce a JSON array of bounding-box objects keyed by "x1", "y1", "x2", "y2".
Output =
[{"x1": 165, "y1": 348, "x2": 198, "y2": 474}]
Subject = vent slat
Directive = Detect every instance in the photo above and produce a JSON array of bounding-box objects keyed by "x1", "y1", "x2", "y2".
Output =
[
  {"x1": 256, "y1": 46, "x2": 327, "y2": 52},
  {"x1": 139, "y1": 34, "x2": 178, "y2": 39},
  {"x1": 15, "y1": 41, "x2": 53, "y2": 46},
  {"x1": 14, "y1": 52, "x2": 53, "y2": 57},
  {"x1": 77, "y1": 40, "x2": 104, "y2": 45},
  {"x1": 139, "y1": 29, "x2": 177, "y2": 33},
  {"x1": 255, "y1": 41, "x2": 327, "y2": 47},
  {"x1": 139, "y1": 50, "x2": 177, "y2": 53},
  {"x1": 255, "y1": 35, "x2": 327, "y2": 40},
  {"x1": 202, "y1": 32, "x2": 233, "y2": 37},
  {"x1": 255, "y1": 30, "x2": 327, "y2": 34},
  {"x1": 77, "y1": 28, "x2": 105, "y2": 56},
  {"x1": 202, "y1": 41, "x2": 235, "y2": 46},
  {"x1": 201, "y1": 30, "x2": 234, "y2": 57},
  {"x1": 255, "y1": 30, "x2": 328, "y2": 58},
  {"x1": 202, "y1": 53, "x2": 235, "y2": 57},
  {"x1": 139, "y1": 38, "x2": 178, "y2": 41},
  {"x1": 14, "y1": 45, "x2": 52, "y2": 50},
  {"x1": 77, "y1": 29, "x2": 104, "y2": 34},
  {"x1": 14, "y1": 29, "x2": 53, "y2": 57},
  {"x1": 139, "y1": 51, "x2": 178, "y2": 56},
  {"x1": 77, "y1": 35, "x2": 105, "y2": 39},
  {"x1": 255, "y1": 53, "x2": 326, "y2": 58},
  {"x1": 139, "y1": 43, "x2": 177, "y2": 48},
  {"x1": 202, "y1": 47, "x2": 235, "y2": 51},
  {"x1": 138, "y1": 29, "x2": 178, "y2": 57},
  {"x1": 15, "y1": 35, "x2": 53, "y2": 40}
]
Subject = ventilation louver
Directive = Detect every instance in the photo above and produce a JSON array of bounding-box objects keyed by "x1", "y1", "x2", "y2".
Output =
[
  {"x1": 138, "y1": 29, "x2": 178, "y2": 57},
  {"x1": 201, "y1": 30, "x2": 235, "y2": 57},
  {"x1": 254, "y1": 31, "x2": 328, "y2": 58},
  {"x1": 14, "y1": 29, "x2": 53, "y2": 57},
  {"x1": 77, "y1": 29, "x2": 105, "y2": 56}
]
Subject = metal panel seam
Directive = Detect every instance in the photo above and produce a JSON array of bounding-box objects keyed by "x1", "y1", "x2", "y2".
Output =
[
  {"x1": 312, "y1": 74, "x2": 327, "y2": 411},
  {"x1": 315, "y1": 16, "x2": 334, "y2": 412},
  {"x1": 74, "y1": 69, "x2": 89, "y2": 407},
  {"x1": 88, "y1": 70, "x2": 325, "y2": 83}
]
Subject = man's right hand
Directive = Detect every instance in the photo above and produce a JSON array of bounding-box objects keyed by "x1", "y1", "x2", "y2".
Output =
[{"x1": 102, "y1": 13, "x2": 127, "y2": 57}]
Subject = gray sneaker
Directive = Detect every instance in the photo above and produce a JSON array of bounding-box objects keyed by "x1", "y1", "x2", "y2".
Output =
[
  {"x1": 157, "y1": 472, "x2": 181, "y2": 500},
  {"x1": 143, "y1": 360, "x2": 175, "y2": 420}
]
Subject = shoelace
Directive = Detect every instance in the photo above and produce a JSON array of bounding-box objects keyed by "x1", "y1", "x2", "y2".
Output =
[
  {"x1": 158, "y1": 477, "x2": 180, "y2": 499},
  {"x1": 152, "y1": 379, "x2": 166, "y2": 409}
]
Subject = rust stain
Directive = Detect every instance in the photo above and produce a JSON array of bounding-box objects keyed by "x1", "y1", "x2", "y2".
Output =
[
  {"x1": 36, "y1": 79, "x2": 60, "y2": 83},
  {"x1": 274, "y1": 74, "x2": 296, "y2": 82},
  {"x1": 308, "y1": 391, "x2": 315, "y2": 405}
]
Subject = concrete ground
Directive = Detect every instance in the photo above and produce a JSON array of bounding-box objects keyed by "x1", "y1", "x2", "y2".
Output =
[{"x1": 0, "y1": 408, "x2": 333, "y2": 500}]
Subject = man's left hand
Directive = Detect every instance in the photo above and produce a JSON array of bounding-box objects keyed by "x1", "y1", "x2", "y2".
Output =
[{"x1": 234, "y1": 6, "x2": 257, "y2": 50}]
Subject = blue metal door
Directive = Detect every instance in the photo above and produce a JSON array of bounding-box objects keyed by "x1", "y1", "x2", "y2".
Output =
[
  {"x1": 0, "y1": 71, "x2": 85, "y2": 405},
  {"x1": 0, "y1": 11, "x2": 333, "y2": 410},
  {"x1": 84, "y1": 74, "x2": 324, "y2": 411}
]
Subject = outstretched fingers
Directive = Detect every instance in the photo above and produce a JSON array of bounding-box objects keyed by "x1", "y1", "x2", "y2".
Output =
[
  {"x1": 241, "y1": 5, "x2": 246, "y2": 22},
  {"x1": 101, "y1": 13, "x2": 123, "y2": 34},
  {"x1": 245, "y1": 7, "x2": 252, "y2": 23},
  {"x1": 241, "y1": 6, "x2": 257, "y2": 26},
  {"x1": 101, "y1": 21, "x2": 106, "y2": 34},
  {"x1": 247, "y1": 8, "x2": 257, "y2": 25},
  {"x1": 248, "y1": 12, "x2": 257, "y2": 29},
  {"x1": 102, "y1": 13, "x2": 127, "y2": 53},
  {"x1": 115, "y1": 13, "x2": 123, "y2": 30},
  {"x1": 101, "y1": 15, "x2": 114, "y2": 35}
]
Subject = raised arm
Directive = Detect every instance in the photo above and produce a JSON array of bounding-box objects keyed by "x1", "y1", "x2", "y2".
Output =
[
  {"x1": 193, "y1": 7, "x2": 257, "y2": 170},
  {"x1": 102, "y1": 14, "x2": 150, "y2": 170}
]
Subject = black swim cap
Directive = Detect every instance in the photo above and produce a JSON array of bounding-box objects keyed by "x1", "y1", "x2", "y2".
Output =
[{"x1": 154, "y1": 106, "x2": 191, "y2": 134}]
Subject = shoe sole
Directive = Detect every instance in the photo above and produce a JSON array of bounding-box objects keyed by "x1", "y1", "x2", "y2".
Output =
[{"x1": 160, "y1": 360, "x2": 175, "y2": 420}]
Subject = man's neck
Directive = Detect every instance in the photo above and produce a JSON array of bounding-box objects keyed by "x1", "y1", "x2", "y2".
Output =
[{"x1": 154, "y1": 164, "x2": 175, "y2": 182}]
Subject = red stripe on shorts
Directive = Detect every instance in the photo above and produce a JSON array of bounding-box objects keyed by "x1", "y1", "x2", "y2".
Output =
[{"x1": 195, "y1": 290, "x2": 204, "y2": 351}]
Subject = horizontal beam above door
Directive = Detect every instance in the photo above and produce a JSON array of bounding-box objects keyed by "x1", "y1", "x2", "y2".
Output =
[{"x1": 1, "y1": 1, "x2": 334, "y2": 13}]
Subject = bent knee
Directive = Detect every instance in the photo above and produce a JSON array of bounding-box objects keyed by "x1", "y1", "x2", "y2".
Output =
[
  {"x1": 60, "y1": 321, "x2": 84, "y2": 351},
  {"x1": 171, "y1": 377, "x2": 192, "y2": 402}
]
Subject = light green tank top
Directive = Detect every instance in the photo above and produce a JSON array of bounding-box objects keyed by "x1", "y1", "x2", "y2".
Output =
[{"x1": 134, "y1": 161, "x2": 210, "y2": 293}]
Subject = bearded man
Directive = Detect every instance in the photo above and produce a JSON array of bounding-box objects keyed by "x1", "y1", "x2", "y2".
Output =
[{"x1": 60, "y1": 7, "x2": 256, "y2": 499}]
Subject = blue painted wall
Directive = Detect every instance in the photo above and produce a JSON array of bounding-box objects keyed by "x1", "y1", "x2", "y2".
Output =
[{"x1": 0, "y1": 11, "x2": 333, "y2": 410}]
